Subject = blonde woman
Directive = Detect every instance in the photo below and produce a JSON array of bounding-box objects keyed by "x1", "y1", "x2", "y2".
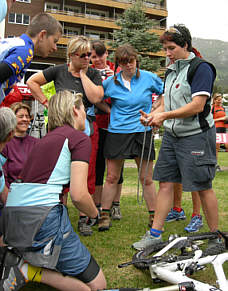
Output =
[
  {"x1": 1, "y1": 90, "x2": 106, "y2": 291},
  {"x1": 27, "y1": 35, "x2": 104, "y2": 236}
]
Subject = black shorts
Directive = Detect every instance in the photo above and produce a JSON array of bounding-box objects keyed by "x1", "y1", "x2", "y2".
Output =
[
  {"x1": 216, "y1": 127, "x2": 226, "y2": 133},
  {"x1": 96, "y1": 128, "x2": 124, "y2": 185},
  {"x1": 75, "y1": 255, "x2": 100, "y2": 283},
  {"x1": 104, "y1": 131, "x2": 155, "y2": 160}
]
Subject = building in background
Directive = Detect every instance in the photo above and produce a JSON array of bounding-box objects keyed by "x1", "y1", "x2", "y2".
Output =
[{"x1": 4, "y1": 0, "x2": 167, "y2": 72}]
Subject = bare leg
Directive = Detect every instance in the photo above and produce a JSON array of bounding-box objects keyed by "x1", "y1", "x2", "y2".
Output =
[
  {"x1": 87, "y1": 269, "x2": 106, "y2": 291},
  {"x1": 135, "y1": 158, "x2": 156, "y2": 211},
  {"x1": 216, "y1": 143, "x2": 220, "y2": 160},
  {"x1": 191, "y1": 191, "x2": 201, "y2": 215},
  {"x1": 198, "y1": 188, "x2": 218, "y2": 232},
  {"x1": 152, "y1": 182, "x2": 174, "y2": 230},
  {"x1": 101, "y1": 159, "x2": 124, "y2": 210},
  {"x1": 93, "y1": 185, "x2": 103, "y2": 206},
  {"x1": 41, "y1": 268, "x2": 106, "y2": 291},
  {"x1": 173, "y1": 183, "x2": 182, "y2": 208},
  {"x1": 113, "y1": 183, "x2": 122, "y2": 203}
]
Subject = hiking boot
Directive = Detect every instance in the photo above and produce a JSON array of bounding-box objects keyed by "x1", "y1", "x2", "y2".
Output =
[
  {"x1": 111, "y1": 204, "x2": 122, "y2": 220},
  {"x1": 87, "y1": 213, "x2": 99, "y2": 227},
  {"x1": 98, "y1": 212, "x2": 111, "y2": 231},
  {"x1": 132, "y1": 231, "x2": 162, "y2": 251},
  {"x1": 184, "y1": 215, "x2": 203, "y2": 233},
  {"x1": 78, "y1": 218, "x2": 93, "y2": 236},
  {"x1": 0, "y1": 250, "x2": 28, "y2": 290},
  {"x1": 165, "y1": 208, "x2": 186, "y2": 222}
]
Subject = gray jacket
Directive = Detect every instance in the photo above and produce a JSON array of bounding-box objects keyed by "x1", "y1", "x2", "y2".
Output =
[{"x1": 163, "y1": 52, "x2": 215, "y2": 137}]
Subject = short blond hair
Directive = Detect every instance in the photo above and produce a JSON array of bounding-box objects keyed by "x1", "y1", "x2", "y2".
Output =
[
  {"x1": 10, "y1": 102, "x2": 31, "y2": 117},
  {"x1": 67, "y1": 35, "x2": 91, "y2": 63},
  {"x1": 48, "y1": 90, "x2": 83, "y2": 131}
]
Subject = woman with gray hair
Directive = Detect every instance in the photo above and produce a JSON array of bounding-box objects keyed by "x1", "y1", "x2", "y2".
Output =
[
  {"x1": 0, "y1": 107, "x2": 16, "y2": 203},
  {"x1": 0, "y1": 90, "x2": 106, "y2": 290}
]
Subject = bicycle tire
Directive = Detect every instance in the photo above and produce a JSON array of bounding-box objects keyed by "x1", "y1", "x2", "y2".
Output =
[{"x1": 132, "y1": 231, "x2": 222, "y2": 270}]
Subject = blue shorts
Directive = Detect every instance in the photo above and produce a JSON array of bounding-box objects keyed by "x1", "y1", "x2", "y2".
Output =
[
  {"x1": 34, "y1": 205, "x2": 92, "y2": 277},
  {"x1": 153, "y1": 127, "x2": 216, "y2": 192}
]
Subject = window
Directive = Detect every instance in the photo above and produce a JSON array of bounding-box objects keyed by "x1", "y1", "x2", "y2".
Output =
[
  {"x1": 8, "y1": 13, "x2": 30, "y2": 25},
  {"x1": 45, "y1": 3, "x2": 60, "y2": 11},
  {"x1": 64, "y1": 27, "x2": 80, "y2": 36},
  {"x1": 16, "y1": 0, "x2": 31, "y2": 2},
  {"x1": 64, "y1": 5, "x2": 81, "y2": 14}
]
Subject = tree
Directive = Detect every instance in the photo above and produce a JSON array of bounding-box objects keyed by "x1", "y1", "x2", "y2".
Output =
[{"x1": 109, "y1": 0, "x2": 163, "y2": 72}]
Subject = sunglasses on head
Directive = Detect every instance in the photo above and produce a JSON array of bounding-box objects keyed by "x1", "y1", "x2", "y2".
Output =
[
  {"x1": 165, "y1": 27, "x2": 182, "y2": 35},
  {"x1": 74, "y1": 52, "x2": 92, "y2": 58}
]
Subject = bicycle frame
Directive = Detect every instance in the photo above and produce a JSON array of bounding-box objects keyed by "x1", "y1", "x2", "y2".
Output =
[{"x1": 149, "y1": 246, "x2": 228, "y2": 291}]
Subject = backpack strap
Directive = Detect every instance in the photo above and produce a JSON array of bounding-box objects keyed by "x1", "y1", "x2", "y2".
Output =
[{"x1": 187, "y1": 57, "x2": 216, "y2": 85}]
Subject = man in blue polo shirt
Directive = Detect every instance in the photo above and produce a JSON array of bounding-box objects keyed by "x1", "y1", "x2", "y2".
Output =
[{"x1": 0, "y1": 12, "x2": 62, "y2": 105}]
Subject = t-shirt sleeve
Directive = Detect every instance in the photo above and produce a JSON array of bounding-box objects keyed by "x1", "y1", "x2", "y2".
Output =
[
  {"x1": 69, "y1": 131, "x2": 91, "y2": 163},
  {"x1": 150, "y1": 73, "x2": 164, "y2": 95},
  {"x1": 43, "y1": 65, "x2": 59, "y2": 83},
  {"x1": 3, "y1": 45, "x2": 33, "y2": 76},
  {"x1": 102, "y1": 76, "x2": 113, "y2": 99},
  {"x1": 191, "y1": 63, "x2": 215, "y2": 98}
]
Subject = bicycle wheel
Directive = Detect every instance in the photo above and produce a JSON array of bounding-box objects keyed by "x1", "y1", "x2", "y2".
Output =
[{"x1": 132, "y1": 231, "x2": 223, "y2": 269}]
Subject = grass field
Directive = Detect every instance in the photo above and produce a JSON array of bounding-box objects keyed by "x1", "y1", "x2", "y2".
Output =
[{"x1": 22, "y1": 144, "x2": 228, "y2": 290}]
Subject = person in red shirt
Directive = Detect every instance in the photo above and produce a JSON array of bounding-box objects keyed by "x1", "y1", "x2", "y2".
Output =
[
  {"x1": 212, "y1": 93, "x2": 228, "y2": 171},
  {"x1": 90, "y1": 40, "x2": 123, "y2": 221}
]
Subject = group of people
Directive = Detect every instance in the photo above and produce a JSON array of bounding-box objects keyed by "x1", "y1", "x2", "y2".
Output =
[{"x1": 0, "y1": 9, "x2": 222, "y2": 291}]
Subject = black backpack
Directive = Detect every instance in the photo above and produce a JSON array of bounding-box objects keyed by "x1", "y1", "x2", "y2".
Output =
[{"x1": 164, "y1": 57, "x2": 216, "y2": 87}]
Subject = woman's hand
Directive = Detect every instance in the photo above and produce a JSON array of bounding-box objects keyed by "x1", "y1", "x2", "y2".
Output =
[{"x1": 140, "y1": 109, "x2": 166, "y2": 127}]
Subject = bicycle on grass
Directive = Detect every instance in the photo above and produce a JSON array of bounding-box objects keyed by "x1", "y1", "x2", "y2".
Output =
[{"x1": 101, "y1": 231, "x2": 228, "y2": 291}]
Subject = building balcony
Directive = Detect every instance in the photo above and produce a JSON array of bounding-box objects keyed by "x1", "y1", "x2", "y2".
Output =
[
  {"x1": 57, "y1": 35, "x2": 165, "y2": 58},
  {"x1": 73, "y1": 0, "x2": 167, "y2": 17},
  {"x1": 47, "y1": 9, "x2": 166, "y2": 34}
]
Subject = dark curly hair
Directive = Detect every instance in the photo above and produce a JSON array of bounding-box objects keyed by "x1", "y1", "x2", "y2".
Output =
[{"x1": 160, "y1": 24, "x2": 192, "y2": 52}]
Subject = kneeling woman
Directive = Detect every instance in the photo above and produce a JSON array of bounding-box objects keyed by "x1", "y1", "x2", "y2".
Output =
[{"x1": 1, "y1": 90, "x2": 106, "y2": 291}]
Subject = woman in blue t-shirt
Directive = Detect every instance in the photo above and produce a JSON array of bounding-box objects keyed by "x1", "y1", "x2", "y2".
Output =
[{"x1": 98, "y1": 44, "x2": 163, "y2": 232}]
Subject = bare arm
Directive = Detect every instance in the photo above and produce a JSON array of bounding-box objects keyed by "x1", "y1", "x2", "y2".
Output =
[
  {"x1": 80, "y1": 70, "x2": 104, "y2": 104},
  {"x1": 70, "y1": 161, "x2": 98, "y2": 218},
  {"x1": 140, "y1": 95, "x2": 165, "y2": 125},
  {"x1": 26, "y1": 72, "x2": 49, "y2": 108},
  {"x1": 146, "y1": 95, "x2": 207, "y2": 127},
  {"x1": 0, "y1": 185, "x2": 9, "y2": 205},
  {"x1": 214, "y1": 116, "x2": 227, "y2": 122},
  {"x1": 95, "y1": 101, "x2": 111, "y2": 114}
]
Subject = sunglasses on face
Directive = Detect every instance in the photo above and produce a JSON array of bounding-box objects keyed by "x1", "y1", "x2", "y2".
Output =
[
  {"x1": 74, "y1": 52, "x2": 92, "y2": 58},
  {"x1": 119, "y1": 57, "x2": 136, "y2": 65}
]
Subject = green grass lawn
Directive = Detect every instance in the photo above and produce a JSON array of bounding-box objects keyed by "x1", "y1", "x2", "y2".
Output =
[{"x1": 22, "y1": 147, "x2": 228, "y2": 290}]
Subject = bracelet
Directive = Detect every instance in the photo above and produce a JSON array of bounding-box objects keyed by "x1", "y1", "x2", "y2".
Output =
[{"x1": 41, "y1": 99, "x2": 48, "y2": 105}]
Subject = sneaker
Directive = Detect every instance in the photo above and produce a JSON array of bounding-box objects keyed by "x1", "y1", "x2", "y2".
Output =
[
  {"x1": 132, "y1": 231, "x2": 162, "y2": 251},
  {"x1": 216, "y1": 164, "x2": 222, "y2": 172},
  {"x1": 165, "y1": 208, "x2": 186, "y2": 222},
  {"x1": 0, "y1": 250, "x2": 27, "y2": 290},
  {"x1": 111, "y1": 204, "x2": 122, "y2": 220},
  {"x1": 98, "y1": 211, "x2": 111, "y2": 231},
  {"x1": 78, "y1": 218, "x2": 93, "y2": 236},
  {"x1": 207, "y1": 237, "x2": 225, "y2": 253},
  {"x1": 184, "y1": 215, "x2": 203, "y2": 233}
]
